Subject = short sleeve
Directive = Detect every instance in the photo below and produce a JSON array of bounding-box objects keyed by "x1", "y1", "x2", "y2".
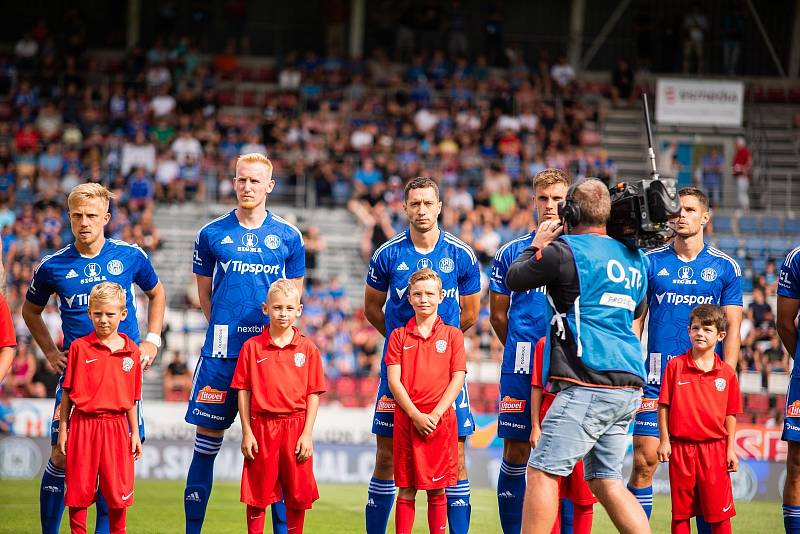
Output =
[
  {"x1": 133, "y1": 250, "x2": 159, "y2": 292},
  {"x1": 230, "y1": 344, "x2": 251, "y2": 390},
  {"x1": 192, "y1": 227, "x2": 215, "y2": 277},
  {"x1": 25, "y1": 261, "x2": 56, "y2": 307},
  {"x1": 719, "y1": 258, "x2": 743, "y2": 307},
  {"x1": 489, "y1": 246, "x2": 512, "y2": 296},
  {"x1": 726, "y1": 370, "x2": 742, "y2": 415},
  {"x1": 366, "y1": 247, "x2": 390, "y2": 292},
  {"x1": 531, "y1": 338, "x2": 546, "y2": 389},
  {"x1": 306, "y1": 343, "x2": 326, "y2": 395},
  {"x1": 284, "y1": 230, "x2": 306, "y2": 279},
  {"x1": 449, "y1": 328, "x2": 467, "y2": 373},
  {"x1": 384, "y1": 329, "x2": 403, "y2": 367},
  {"x1": 779, "y1": 248, "x2": 800, "y2": 299},
  {"x1": 457, "y1": 248, "x2": 481, "y2": 297},
  {"x1": 658, "y1": 359, "x2": 676, "y2": 406},
  {"x1": 63, "y1": 344, "x2": 80, "y2": 390},
  {"x1": 0, "y1": 294, "x2": 16, "y2": 348}
]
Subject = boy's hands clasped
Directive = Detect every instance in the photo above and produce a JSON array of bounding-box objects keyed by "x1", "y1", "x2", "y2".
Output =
[{"x1": 411, "y1": 410, "x2": 440, "y2": 436}]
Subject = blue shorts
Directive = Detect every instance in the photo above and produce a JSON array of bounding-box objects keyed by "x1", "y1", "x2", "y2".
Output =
[
  {"x1": 371, "y1": 376, "x2": 475, "y2": 438},
  {"x1": 528, "y1": 385, "x2": 641, "y2": 480},
  {"x1": 783, "y1": 376, "x2": 800, "y2": 442},
  {"x1": 51, "y1": 372, "x2": 146, "y2": 446},
  {"x1": 497, "y1": 372, "x2": 532, "y2": 441},
  {"x1": 185, "y1": 357, "x2": 240, "y2": 430},
  {"x1": 632, "y1": 397, "x2": 659, "y2": 437}
]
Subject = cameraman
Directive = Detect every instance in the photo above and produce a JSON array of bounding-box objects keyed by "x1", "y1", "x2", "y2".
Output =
[{"x1": 506, "y1": 179, "x2": 651, "y2": 534}]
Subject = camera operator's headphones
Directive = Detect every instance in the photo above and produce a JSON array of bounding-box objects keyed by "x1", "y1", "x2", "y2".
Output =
[{"x1": 558, "y1": 181, "x2": 582, "y2": 228}]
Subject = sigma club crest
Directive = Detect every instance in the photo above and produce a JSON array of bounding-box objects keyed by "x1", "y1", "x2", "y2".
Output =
[{"x1": 294, "y1": 352, "x2": 306, "y2": 367}]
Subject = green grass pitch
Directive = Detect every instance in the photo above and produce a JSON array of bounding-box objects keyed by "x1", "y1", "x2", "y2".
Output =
[{"x1": 0, "y1": 479, "x2": 783, "y2": 533}]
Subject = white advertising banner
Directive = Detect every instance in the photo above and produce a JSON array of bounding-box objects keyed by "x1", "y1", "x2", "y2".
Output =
[{"x1": 656, "y1": 78, "x2": 744, "y2": 126}]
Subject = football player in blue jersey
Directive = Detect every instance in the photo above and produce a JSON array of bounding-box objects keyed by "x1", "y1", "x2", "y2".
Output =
[
  {"x1": 489, "y1": 168, "x2": 569, "y2": 534},
  {"x1": 778, "y1": 245, "x2": 800, "y2": 533},
  {"x1": 22, "y1": 183, "x2": 166, "y2": 534},
  {"x1": 363, "y1": 177, "x2": 481, "y2": 534},
  {"x1": 628, "y1": 187, "x2": 742, "y2": 529},
  {"x1": 183, "y1": 153, "x2": 305, "y2": 534}
]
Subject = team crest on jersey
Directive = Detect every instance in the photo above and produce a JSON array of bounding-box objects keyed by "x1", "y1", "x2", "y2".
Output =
[
  {"x1": 107, "y1": 260, "x2": 124, "y2": 276},
  {"x1": 294, "y1": 352, "x2": 306, "y2": 367},
  {"x1": 417, "y1": 258, "x2": 433, "y2": 270},
  {"x1": 397, "y1": 262, "x2": 409, "y2": 271},
  {"x1": 122, "y1": 357, "x2": 134, "y2": 372},
  {"x1": 673, "y1": 266, "x2": 696, "y2": 285},
  {"x1": 435, "y1": 340, "x2": 447, "y2": 353},
  {"x1": 439, "y1": 258, "x2": 455, "y2": 274},
  {"x1": 701, "y1": 268, "x2": 717, "y2": 282},
  {"x1": 239, "y1": 233, "x2": 262, "y2": 252},
  {"x1": 265, "y1": 234, "x2": 281, "y2": 250},
  {"x1": 788, "y1": 400, "x2": 800, "y2": 418},
  {"x1": 714, "y1": 378, "x2": 726, "y2": 391},
  {"x1": 84, "y1": 263, "x2": 101, "y2": 278}
]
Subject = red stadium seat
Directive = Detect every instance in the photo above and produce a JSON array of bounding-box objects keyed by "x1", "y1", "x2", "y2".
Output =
[
  {"x1": 754, "y1": 414, "x2": 772, "y2": 425},
  {"x1": 481, "y1": 383, "x2": 500, "y2": 407},
  {"x1": 467, "y1": 382, "x2": 483, "y2": 403},
  {"x1": 241, "y1": 91, "x2": 259, "y2": 107},
  {"x1": 358, "y1": 376, "x2": 380, "y2": 397},
  {"x1": 736, "y1": 413, "x2": 753, "y2": 424},
  {"x1": 775, "y1": 394, "x2": 787, "y2": 413},
  {"x1": 745, "y1": 393, "x2": 770, "y2": 413},
  {"x1": 218, "y1": 90, "x2": 235, "y2": 106}
]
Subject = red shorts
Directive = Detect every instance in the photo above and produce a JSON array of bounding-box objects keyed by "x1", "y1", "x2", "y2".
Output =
[
  {"x1": 65, "y1": 411, "x2": 134, "y2": 508},
  {"x1": 394, "y1": 405, "x2": 458, "y2": 490},
  {"x1": 669, "y1": 439, "x2": 736, "y2": 522},
  {"x1": 241, "y1": 413, "x2": 319, "y2": 510},
  {"x1": 540, "y1": 392, "x2": 597, "y2": 505}
]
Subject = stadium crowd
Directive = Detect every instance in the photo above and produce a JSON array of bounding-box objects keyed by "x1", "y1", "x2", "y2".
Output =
[{"x1": 0, "y1": 18, "x2": 788, "y2": 405}]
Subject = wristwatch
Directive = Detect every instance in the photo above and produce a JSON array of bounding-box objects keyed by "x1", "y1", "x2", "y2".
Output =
[{"x1": 145, "y1": 332, "x2": 162, "y2": 348}]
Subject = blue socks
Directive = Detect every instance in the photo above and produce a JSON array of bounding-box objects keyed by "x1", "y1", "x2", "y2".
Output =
[
  {"x1": 446, "y1": 479, "x2": 471, "y2": 534},
  {"x1": 627, "y1": 484, "x2": 653, "y2": 519},
  {"x1": 184, "y1": 434, "x2": 223, "y2": 534},
  {"x1": 95, "y1": 490, "x2": 110, "y2": 533},
  {"x1": 784, "y1": 504, "x2": 800, "y2": 533},
  {"x1": 497, "y1": 461, "x2": 526, "y2": 534},
  {"x1": 559, "y1": 499, "x2": 574, "y2": 534},
  {"x1": 271, "y1": 499, "x2": 287, "y2": 534},
  {"x1": 696, "y1": 515, "x2": 712, "y2": 534},
  {"x1": 40, "y1": 460, "x2": 65, "y2": 534},
  {"x1": 365, "y1": 477, "x2": 395, "y2": 534}
]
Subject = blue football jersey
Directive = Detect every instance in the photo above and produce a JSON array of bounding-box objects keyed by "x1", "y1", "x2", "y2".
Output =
[
  {"x1": 366, "y1": 229, "x2": 481, "y2": 377},
  {"x1": 779, "y1": 246, "x2": 800, "y2": 375},
  {"x1": 489, "y1": 232, "x2": 548, "y2": 374},
  {"x1": 643, "y1": 243, "x2": 742, "y2": 398},
  {"x1": 26, "y1": 239, "x2": 160, "y2": 349},
  {"x1": 193, "y1": 210, "x2": 305, "y2": 358}
]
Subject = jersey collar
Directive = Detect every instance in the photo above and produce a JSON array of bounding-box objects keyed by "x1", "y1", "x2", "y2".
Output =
[
  {"x1": 260, "y1": 326, "x2": 301, "y2": 348},
  {"x1": 683, "y1": 348, "x2": 722, "y2": 373},
  {"x1": 231, "y1": 208, "x2": 273, "y2": 230},
  {"x1": 405, "y1": 315, "x2": 443, "y2": 339},
  {"x1": 85, "y1": 331, "x2": 137, "y2": 356}
]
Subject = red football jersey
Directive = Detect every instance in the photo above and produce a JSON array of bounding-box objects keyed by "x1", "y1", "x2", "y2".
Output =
[
  {"x1": 0, "y1": 293, "x2": 16, "y2": 348},
  {"x1": 384, "y1": 316, "x2": 466, "y2": 407},
  {"x1": 231, "y1": 327, "x2": 326, "y2": 414},
  {"x1": 63, "y1": 332, "x2": 141, "y2": 414},
  {"x1": 530, "y1": 337, "x2": 556, "y2": 414},
  {"x1": 659, "y1": 350, "x2": 742, "y2": 441}
]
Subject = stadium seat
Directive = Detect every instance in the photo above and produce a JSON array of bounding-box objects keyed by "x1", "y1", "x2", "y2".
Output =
[
  {"x1": 713, "y1": 215, "x2": 733, "y2": 234},
  {"x1": 768, "y1": 237, "x2": 789, "y2": 258},
  {"x1": 762, "y1": 216, "x2": 782, "y2": 235},
  {"x1": 738, "y1": 216, "x2": 759, "y2": 235},
  {"x1": 752, "y1": 256, "x2": 767, "y2": 274},
  {"x1": 768, "y1": 372, "x2": 791, "y2": 395},
  {"x1": 785, "y1": 218, "x2": 800, "y2": 235},
  {"x1": 335, "y1": 376, "x2": 358, "y2": 401},
  {"x1": 754, "y1": 414, "x2": 772, "y2": 425},
  {"x1": 358, "y1": 376, "x2": 380, "y2": 398},
  {"x1": 482, "y1": 383, "x2": 500, "y2": 405},
  {"x1": 742, "y1": 277, "x2": 753, "y2": 293},
  {"x1": 736, "y1": 413, "x2": 753, "y2": 424},
  {"x1": 717, "y1": 236, "x2": 739, "y2": 257},
  {"x1": 775, "y1": 394, "x2": 788, "y2": 413},
  {"x1": 745, "y1": 392, "x2": 770, "y2": 413},
  {"x1": 745, "y1": 237, "x2": 765, "y2": 257}
]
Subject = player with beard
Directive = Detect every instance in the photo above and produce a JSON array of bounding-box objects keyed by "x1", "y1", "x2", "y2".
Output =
[
  {"x1": 364, "y1": 177, "x2": 481, "y2": 534},
  {"x1": 183, "y1": 153, "x2": 305, "y2": 534},
  {"x1": 628, "y1": 187, "x2": 742, "y2": 532}
]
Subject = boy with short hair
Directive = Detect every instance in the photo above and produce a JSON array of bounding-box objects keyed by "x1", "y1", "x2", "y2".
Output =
[
  {"x1": 657, "y1": 304, "x2": 742, "y2": 534},
  {"x1": 58, "y1": 282, "x2": 142, "y2": 534},
  {"x1": 385, "y1": 268, "x2": 467, "y2": 534},
  {"x1": 231, "y1": 278, "x2": 325, "y2": 534},
  {"x1": 530, "y1": 337, "x2": 597, "y2": 534}
]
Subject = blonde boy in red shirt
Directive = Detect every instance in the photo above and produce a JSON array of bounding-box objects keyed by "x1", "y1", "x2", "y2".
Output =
[
  {"x1": 385, "y1": 268, "x2": 466, "y2": 534},
  {"x1": 231, "y1": 278, "x2": 325, "y2": 534},
  {"x1": 57, "y1": 282, "x2": 142, "y2": 534},
  {"x1": 657, "y1": 304, "x2": 742, "y2": 534}
]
